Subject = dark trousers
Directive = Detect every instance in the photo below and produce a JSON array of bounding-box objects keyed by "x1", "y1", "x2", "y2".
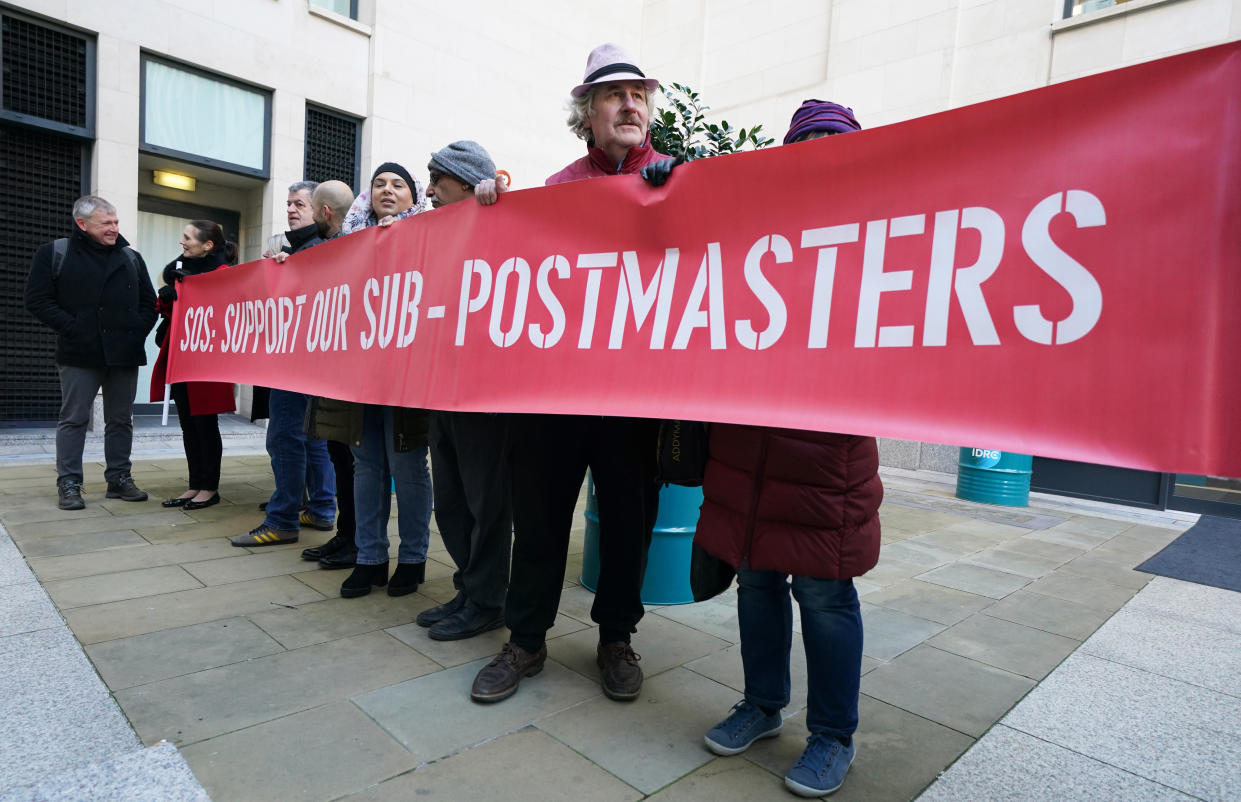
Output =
[
  {"x1": 505, "y1": 414, "x2": 659, "y2": 652},
  {"x1": 56, "y1": 364, "x2": 137, "y2": 485},
  {"x1": 430, "y1": 411, "x2": 513, "y2": 612},
  {"x1": 170, "y1": 383, "x2": 222, "y2": 491},
  {"x1": 326, "y1": 439, "x2": 355, "y2": 537}
]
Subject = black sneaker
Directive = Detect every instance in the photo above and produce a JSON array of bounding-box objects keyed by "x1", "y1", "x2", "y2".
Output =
[
  {"x1": 57, "y1": 479, "x2": 85, "y2": 510},
  {"x1": 105, "y1": 474, "x2": 148, "y2": 502}
]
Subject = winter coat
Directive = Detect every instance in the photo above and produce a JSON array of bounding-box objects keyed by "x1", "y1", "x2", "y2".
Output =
[
  {"x1": 695, "y1": 424, "x2": 883, "y2": 580},
  {"x1": 306, "y1": 397, "x2": 428, "y2": 450},
  {"x1": 308, "y1": 198, "x2": 430, "y2": 446},
  {"x1": 250, "y1": 222, "x2": 324, "y2": 421},
  {"x1": 545, "y1": 135, "x2": 667, "y2": 185},
  {"x1": 149, "y1": 252, "x2": 235, "y2": 415},
  {"x1": 283, "y1": 222, "x2": 323, "y2": 254},
  {"x1": 24, "y1": 228, "x2": 158, "y2": 367}
]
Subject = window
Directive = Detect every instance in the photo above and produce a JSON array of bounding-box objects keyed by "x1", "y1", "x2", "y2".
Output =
[
  {"x1": 305, "y1": 104, "x2": 361, "y2": 189},
  {"x1": 1064, "y1": 0, "x2": 1138, "y2": 17},
  {"x1": 141, "y1": 55, "x2": 271, "y2": 177},
  {"x1": 0, "y1": 12, "x2": 93, "y2": 136},
  {"x1": 0, "y1": 10, "x2": 93, "y2": 421},
  {"x1": 310, "y1": 0, "x2": 358, "y2": 20}
]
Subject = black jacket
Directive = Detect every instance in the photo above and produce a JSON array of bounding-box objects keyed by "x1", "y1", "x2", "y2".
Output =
[
  {"x1": 24, "y1": 228, "x2": 158, "y2": 368},
  {"x1": 251, "y1": 222, "x2": 326, "y2": 421},
  {"x1": 284, "y1": 222, "x2": 323, "y2": 254}
]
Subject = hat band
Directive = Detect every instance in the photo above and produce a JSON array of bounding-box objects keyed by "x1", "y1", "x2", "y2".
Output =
[{"x1": 583, "y1": 62, "x2": 645, "y2": 83}]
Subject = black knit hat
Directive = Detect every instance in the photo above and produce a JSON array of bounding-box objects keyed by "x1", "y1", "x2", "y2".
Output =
[{"x1": 371, "y1": 161, "x2": 415, "y2": 188}]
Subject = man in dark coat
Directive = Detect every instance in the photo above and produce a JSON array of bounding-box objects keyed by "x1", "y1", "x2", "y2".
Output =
[
  {"x1": 412, "y1": 141, "x2": 514, "y2": 641},
  {"x1": 24, "y1": 195, "x2": 158, "y2": 510},
  {"x1": 231, "y1": 180, "x2": 337, "y2": 547}
]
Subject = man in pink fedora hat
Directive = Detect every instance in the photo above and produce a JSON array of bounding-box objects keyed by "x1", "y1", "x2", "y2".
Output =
[{"x1": 470, "y1": 42, "x2": 670, "y2": 706}]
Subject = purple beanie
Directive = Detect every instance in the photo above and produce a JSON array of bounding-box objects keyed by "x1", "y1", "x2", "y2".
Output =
[{"x1": 783, "y1": 100, "x2": 861, "y2": 145}]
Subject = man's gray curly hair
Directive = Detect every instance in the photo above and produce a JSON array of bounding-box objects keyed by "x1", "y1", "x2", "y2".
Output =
[{"x1": 565, "y1": 84, "x2": 657, "y2": 145}]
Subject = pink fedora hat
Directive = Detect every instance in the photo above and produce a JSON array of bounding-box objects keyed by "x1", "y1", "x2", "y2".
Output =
[{"x1": 570, "y1": 42, "x2": 659, "y2": 98}]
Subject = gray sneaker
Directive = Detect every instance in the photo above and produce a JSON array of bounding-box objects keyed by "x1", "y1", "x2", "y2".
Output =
[
  {"x1": 704, "y1": 700, "x2": 783, "y2": 756},
  {"x1": 57, "y1": 479, "x2": 85, "y2": 510},
  {"x1": 784, "y1": 734, "x2": 855, "y2": 797},
  {"x1": 105, "y1": 474, "x2": 148, "y2": 502}
]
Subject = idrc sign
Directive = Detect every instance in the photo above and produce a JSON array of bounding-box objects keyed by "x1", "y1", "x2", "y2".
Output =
[{"x1": 968, "y1": 448, "x2": 1003, "y2": 468}]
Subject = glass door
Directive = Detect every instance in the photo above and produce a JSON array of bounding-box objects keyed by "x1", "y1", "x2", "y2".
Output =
[{"x1": 1168, "y1": 474, "x2": 1241, "y2": 519}]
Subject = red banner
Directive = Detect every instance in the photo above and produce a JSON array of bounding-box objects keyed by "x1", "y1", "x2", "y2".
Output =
[{"x1": 169, "y1": 42, "x2": 1241, "y2": 476}]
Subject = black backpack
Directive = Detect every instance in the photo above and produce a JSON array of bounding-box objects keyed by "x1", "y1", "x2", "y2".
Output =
[{"x1": 51, "y1": 237, "x2": 139, "y2": 281}]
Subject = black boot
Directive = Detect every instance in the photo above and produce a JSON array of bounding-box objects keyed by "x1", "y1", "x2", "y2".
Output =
[
  {"x1": 388, "y1": 562, "x2": 425, "y2": 597},
  {"x1": 341, "y1": 563, "x2": 388, "y2": 598},
  {"x1": 319, "y1": 544, "x2": 357, "y2": 570},
  {"x1": 301, "y1": 532, "x2": 351, "y2": 561}
]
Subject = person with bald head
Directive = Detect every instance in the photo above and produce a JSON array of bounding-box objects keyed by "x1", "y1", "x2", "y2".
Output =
[
  {"x1": 298, "y1": 181, "x2": 369, "y2": 570},
  {"x1": 311, "y1": 180, "x2": 353, "y2": 240}
]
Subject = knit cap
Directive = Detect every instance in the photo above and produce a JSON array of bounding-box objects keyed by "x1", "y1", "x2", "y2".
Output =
[
  {"x1": 371, "y1": 161, "x2": 416, "y2": 188},
  {"x1": 783, "y1": 100, "x2": 862, "y2": 145},
  {"x1": 428, "y1": 141, "x2": 496, "y2": 188}
]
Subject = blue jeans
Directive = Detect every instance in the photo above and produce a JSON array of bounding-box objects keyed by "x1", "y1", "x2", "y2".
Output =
[
  {"x1": 264, "y1": 389, "x2": 335, "y2": 530},
  {"x1": 351, "y1": 405, "x2": 432, "y2": 566},
  {"x1": 737, "y1": 567, "x2": 862, "y2": 741}
]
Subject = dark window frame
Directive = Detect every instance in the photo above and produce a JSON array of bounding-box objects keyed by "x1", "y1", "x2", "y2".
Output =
[
  {"x1": 304, "y1": 102, "x2": 362, "y2": 190},
  {"x1": 139, "y1": 52, "x2": 272, "y2": 179},
  {"x1": 0, "y1": 7, "x2": 95, "y2": 140}
]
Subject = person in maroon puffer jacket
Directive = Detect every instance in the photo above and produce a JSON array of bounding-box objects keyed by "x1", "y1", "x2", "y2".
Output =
[{"x1": 695, "y1": 101, "x2": 881, "y2": 799}]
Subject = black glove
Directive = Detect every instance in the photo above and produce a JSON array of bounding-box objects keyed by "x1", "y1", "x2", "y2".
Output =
[
  {"x1": 641, "y1": 154, "x2": 686, "y2": 187},
  {"x1": 158, "y1": 284, "x2": 178, "y2": 303},
  {"x1": 162, "y1": 264, "x2": 190, "y2": 285}
]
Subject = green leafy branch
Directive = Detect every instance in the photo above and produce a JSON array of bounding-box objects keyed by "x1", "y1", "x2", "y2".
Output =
[{"x1": 649, "y1": 82, "x2": 775, "y2": 161}]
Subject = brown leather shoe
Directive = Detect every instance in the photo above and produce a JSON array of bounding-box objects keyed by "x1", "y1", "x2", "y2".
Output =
[
  {"x1": 597, "y1": 641, "x2": 643, "y2": 701},
  {"x1": 470, "y1": 642, "x2": 547, "y2": 703}
]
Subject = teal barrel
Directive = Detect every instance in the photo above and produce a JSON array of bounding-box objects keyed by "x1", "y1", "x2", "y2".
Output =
[
  {"x1": 955, "y1": 448, "x2": 1033, "y2": 506},
  {"x1": 581, "y1": 476, "x2": 702, "y2": 605}
]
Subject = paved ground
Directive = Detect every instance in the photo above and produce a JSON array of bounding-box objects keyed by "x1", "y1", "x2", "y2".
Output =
[{"x1": 1, "y1": 421, "x2": 1237, "y2": 801}]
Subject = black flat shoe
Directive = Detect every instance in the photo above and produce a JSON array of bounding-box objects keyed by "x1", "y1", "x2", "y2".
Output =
[
  {"x1": 184, "y1": 493, "x2": 221, "y2": 510},
  {"x1": 161, "y1": 496, "x2": 192, "y2": 508}
]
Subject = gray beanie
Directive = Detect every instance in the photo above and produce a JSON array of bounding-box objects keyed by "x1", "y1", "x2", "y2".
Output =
[{"x1": 428, "y1": 140, "x2": 496, "y2": 188}]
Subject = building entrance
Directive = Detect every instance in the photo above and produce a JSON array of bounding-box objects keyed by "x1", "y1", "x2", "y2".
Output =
[{"x1": 135, "y1": 195, "x2": 241, "y2": 415}]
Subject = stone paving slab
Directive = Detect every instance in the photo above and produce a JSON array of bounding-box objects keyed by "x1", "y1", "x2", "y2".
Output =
[
  {"x1": 537, "y1": 667, "x2": 741, "y2": 795},
  {"x1": 926, "y1": 613, "x2": 1080, "y2": 680},
  {"x1": 916, "y1": 725, "x2": 1197, "y2": 802},
  {"x1": 0, "y1": 742, "x2": 210, "y2": 802},
  {"x1": 354, "y1": 656, "x2": 602, "y2": 763},
  {"x1": 923, "y1": 577, "x2": 1241, "y2": 802},
  {"x1": 861, "y1": 644, "x2": 1036, "y2": 737},
  {"x1": 179, "y1": 701, "x2": 417, "y2": 802},
  {"x1": 116, "y1": 630, "x2": 437, "y2": 746},
  {"x1": 0, "y1": 626, "x2": 141, "y2": 790},
  {"x1": 744, "y1": 699, "x2": 975, "y2": 802},
  {"x1": 342, "y1": 727, "x2": 643, "y2": 802},
  {"x1": 84, "y1": 617, "x2": 285, "y2": 690},
  {"x1": 996, "y1": 654, "x2": 1241, "y2": 800}
]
